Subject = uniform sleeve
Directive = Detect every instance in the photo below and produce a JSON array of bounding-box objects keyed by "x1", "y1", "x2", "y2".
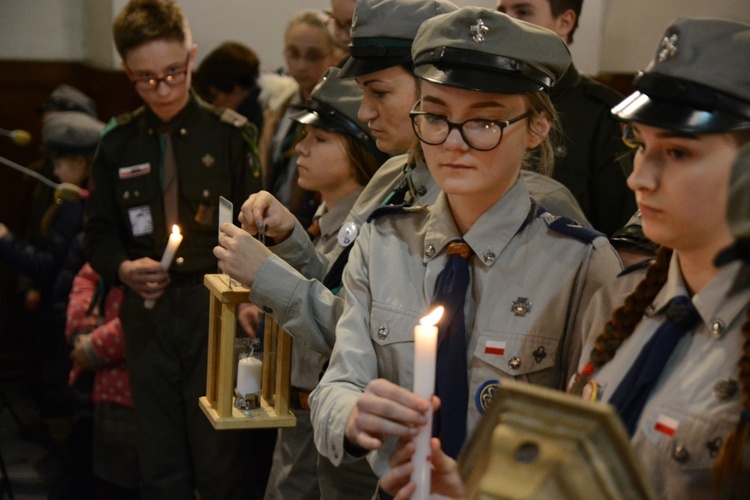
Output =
[
  {"x1": 564, "y1": 237, "x2": 622, "y2": 383},
  {"x1": 310, "y1": 223, "x2": 379, "y2": 466},
  {"x1": 0, "y1": 201, "x2": 83, "y2": 286},
  {"x1": 268, "y1": 219, "x2": 328, "y2": 280},
  {"x1": 249, "y1": 253, "x2": 341, "y2": 355},
  {"x1": 85, "y1": 139, "x2": 131, "y2": 284}
]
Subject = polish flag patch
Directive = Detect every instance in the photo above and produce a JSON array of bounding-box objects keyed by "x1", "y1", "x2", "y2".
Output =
[
  {"x1": 654, "y1": 414, "x2": 680, "y2": 437},
  {"x1": 484, "y1": 340, "x2": 506, "y2": 356}
]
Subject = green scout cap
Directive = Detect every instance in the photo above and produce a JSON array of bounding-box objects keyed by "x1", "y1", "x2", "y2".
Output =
[
  {"x1": 42, "y1": 111, "x2": 105, "y2": 158},
  {"x1": 40, "y1": 84, "x2": 98, "y2": 118},
  {"x1": 339, "y1": 0, "x2": 459, "y2": 78},
  {"x1": 412, "y1": 8, "x2": 571, "y2": 94},
  {"x1": 613, "y1": 18, "x2": 750, "y2": 133},
  {"x1": 291, "y1": 67, "x2": 388, "y2": 164},
  {"x1": 728, "y1": 143, "x2": 750, "y2": 240}
]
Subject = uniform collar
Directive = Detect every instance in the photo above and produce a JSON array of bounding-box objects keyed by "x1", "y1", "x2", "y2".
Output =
[
  {"x1": 651, "y1": 254, "x2": 750, "y2": 339},
  {"x1": 423, "y1": 176, "x2": 531, "y2": 267},
  {"x1": 318, "y1": 189, "x2": 362, "y2": 238},
  {"x1": 144, "y1": 90, "x2": 201, "y2": 134}
]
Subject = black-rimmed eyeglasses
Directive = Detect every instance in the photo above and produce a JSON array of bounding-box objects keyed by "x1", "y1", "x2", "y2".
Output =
[
  {"x1": 126, "y1": 53, "x2": 191, "y2": 91},
  {"x1": 409, "y1": 102, "x2": 531, "y2": 151}
]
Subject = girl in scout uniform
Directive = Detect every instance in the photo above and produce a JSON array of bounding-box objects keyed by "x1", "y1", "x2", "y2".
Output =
[
  {"x1": 569, "y1": 18, "x2": 750, "y2": 498},
  {"x1": 309, "y1": 7, "x2": 621, "y2": 480},
  {"x1": 217, "y1": 68, "x2": 386, "y2": 499}
]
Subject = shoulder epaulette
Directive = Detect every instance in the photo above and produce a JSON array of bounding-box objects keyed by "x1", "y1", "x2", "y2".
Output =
[
  {"x1": 214, "y1": 107, "x2": 249, "y2": 128},
  {"x1": 618, "y1": 258, "x2": 654, "y2": 277},
  {"x1": 366, "y1": 203, "x2": 419, "y2": 223},
  {"x1": 101, "y1": 107, "x2": 143, "y2": 137},
  {"x1": 543, "y1": 213, "x2": 605, "y2": 243}
]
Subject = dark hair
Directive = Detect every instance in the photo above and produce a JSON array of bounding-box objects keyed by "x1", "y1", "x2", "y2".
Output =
[
  {"x1": 194, "y1": 42, "x2": 260, "y2": 97},
  {"x1": 523, "y1": 90, "x2": 560, "y2": 177},
  {"x1": 113, "y1": 0, "x2": 191, "y2": 59},
  {"x1": 548, "y1": 0, "x2": 582, "y2": 43}
]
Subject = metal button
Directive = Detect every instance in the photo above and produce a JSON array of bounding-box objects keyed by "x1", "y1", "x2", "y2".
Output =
[
  {"x1": 644, "y1": 304, "x2": 656, "y2": 317},
  {"x1": 133, "y1": 190, "x2": 140, "y2": 198},
  {"x1": 712, "y1": 378, "x2": 738, "y2": 401},
  {"x1": 511, "y1": 297, "x2": 532, "y2": 317},
  {"x1": 483, "y1": 251, "x2": 496, "y2": 264},
  {"x1": 175, "y1": 257, "x2": 184, "y2": 266},
  {"x1": 710, "y1": 320, "x2": 725, "y2": 337},
  {"x1": 262, "y1": 306, "x2": 273, "y2": 314},
  {"x1": 122, "y1": 191, "x2": 130, "y2": 201},
  {"x1": 416, "y1": 185, "x2": 427, "y2": 196},
  {"x1": 508, "y1": 356, "x2": 521, "y2": 370},
  {"x1": 377, "y1": 326, "x2": 389, "y2": 340},
  {"x1": 672, "y1": 444, "x2": 689, "y2": 464},
  {"x1": 425, "y1": 245, "x2": 435, "y2": 258},
  {"x1": 202, "y1": 189, "x2": 210, "y2": 198},
  {"x1": 179, "y1": 128, "x2": 187, "y2": 136}
]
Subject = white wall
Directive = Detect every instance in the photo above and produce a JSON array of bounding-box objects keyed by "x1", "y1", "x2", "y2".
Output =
[{"x1": 0, "y1": 0, "x2": 747, "y2": 75}]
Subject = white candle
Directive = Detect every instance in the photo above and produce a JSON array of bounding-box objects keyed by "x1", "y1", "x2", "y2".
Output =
[
  {"x1": 144, "y1": 225, "x2": 183, "y2": 309},
  {"x1": 411, "y1": 306, "x2": 443, "y2": 500},
  {"x1": 237, "y1": 356, "x2": 263, "y2": 395}
]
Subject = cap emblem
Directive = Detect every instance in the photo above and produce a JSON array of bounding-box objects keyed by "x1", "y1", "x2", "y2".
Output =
[
  {"x1": 470, "y1": 19, "x2": 489, "y2": 44},
  {"x1": 658, "y1": 33, "x2": 678, "y2": 63}
]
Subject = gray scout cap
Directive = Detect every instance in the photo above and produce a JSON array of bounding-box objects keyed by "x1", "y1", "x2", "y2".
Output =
[
  {"x1": 42, "y1": 111, "x2": 105, "y2": 158},
  {"x1": 338, "y1": 0, "x2": 459, "y2": 78},
  {"x1": 728, "y1": 143, "x2": 750, "y2": 241},
  {"x1": 412, "y1": 8, "x2": 571, "y2": 94},
  {"x1": 40, "y1": 84, "x2": 98, "y2": 118},
  {"x1": 612, "y1": 18, "x2": 750, "y2": 133},
  {"x1": 291, "y1": 67, "x2": 388, "y2": 164}
]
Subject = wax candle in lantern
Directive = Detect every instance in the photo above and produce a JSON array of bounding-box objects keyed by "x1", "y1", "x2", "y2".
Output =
[
  {"x1": 237, "y1": 355, "x2": 263, "y2": 395},
  {"x1": 144, "y1": 224, "x2": 183, "y2": 309},
  {"x1": 411, "y1": 306, "x2": 443, "y2": 500}
]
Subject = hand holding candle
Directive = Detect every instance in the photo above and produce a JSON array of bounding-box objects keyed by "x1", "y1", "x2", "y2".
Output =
[
  {"x1": 144, "y1": 225, "x2": 183, "y2": 309},
  {"x1": 411, "y1": 306, "x2": 444, "y2": 500}
]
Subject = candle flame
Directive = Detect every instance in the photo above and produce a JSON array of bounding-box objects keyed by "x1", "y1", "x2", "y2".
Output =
[
  {"x1": 172, "y1": 224, "x2": 181, "y2": 235},
  {"x1": 420, "y1": 306, "x2": 444, "y2": 326}
]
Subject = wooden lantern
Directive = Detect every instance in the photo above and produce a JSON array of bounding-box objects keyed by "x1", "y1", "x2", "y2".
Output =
[{"x1": 199, "y1": 274, "x2": 296, "y2": 429}]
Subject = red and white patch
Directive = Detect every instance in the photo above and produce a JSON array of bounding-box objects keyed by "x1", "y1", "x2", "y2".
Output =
[
  {"x1": 119, "y1": 162, "x2": 150, "y2": 179},
  {"x1": 654, "y1": 414, "x2": 679, "y2": 437},
  {"x1": 484, "y1": 340, "x2": 505, "y2": 356}
]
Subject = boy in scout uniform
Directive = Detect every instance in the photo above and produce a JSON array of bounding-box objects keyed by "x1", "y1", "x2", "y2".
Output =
[
  {"x1": 497, "y1": 0, "x2": 636, "y2": 236},
  {"x1": 570, "y1": 18, "x2": 750, "y2": 498},
  {"x1": 84, "y1": 1, "x2": 269, "y2": 498},
  {"x1": 309, "y1": 6, "x2": 621, "y2": 480}
]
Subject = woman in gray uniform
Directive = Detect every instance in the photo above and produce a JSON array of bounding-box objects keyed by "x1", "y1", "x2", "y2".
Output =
[
  {"x1": 569, "y1": 18, "x2": 750, "y2": 498},
  {"x1": 309, "y1": 7, "x2": 621, "y2": 480}
]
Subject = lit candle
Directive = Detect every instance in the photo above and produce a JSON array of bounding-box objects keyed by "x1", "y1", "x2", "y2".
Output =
[
  {"x1": 237, "y1": 355, "x2": 263, "y2": 395},
  {"x1": 144, "y1": 225, "x2": 183, "y2": 309},
  {"x1": 411, "y1": 306, "x2": 443, "y2": 500}
]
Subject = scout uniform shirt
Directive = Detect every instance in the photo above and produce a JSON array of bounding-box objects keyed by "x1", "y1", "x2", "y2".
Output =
[
  {"x1": 576, "y1": 256, "x2": 750, "y2": 498},
  {"x1": 85, "y1": 93, "x2": 260, "y2": 283},
  {"x1": 310, "y1": 177, "x2": 622, "y2": 476},
  {"x1": 249, "y1": 153, "x2": 590, "y2": 356}
]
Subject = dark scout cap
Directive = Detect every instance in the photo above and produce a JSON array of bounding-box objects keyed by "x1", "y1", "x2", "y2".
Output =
[
  {"x1": 43, "y1": 111, "x2": 105, "y2": 158},
  {"x1": 40, "y1": 84, "x2": 98, "y2": 118},
  {"x1": 339, "y1": 0, "x2": 459, "y2": 78},
  {"x1": 412, "y1": 7, "x2": 571, "y2": 94},
  {"x1": 292, "y1": 67, "x2": 387, "y2": 163},
  {"x1": 612, "y1": 18, "x2": 750, "y2": 133}
]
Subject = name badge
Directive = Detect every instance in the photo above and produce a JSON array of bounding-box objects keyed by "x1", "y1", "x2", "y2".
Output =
[
  {"x1": 119, "y1": 163, "x2": 151, "y2": 179},
  {"x1": 128, "y1": 206, "x2": 154, "y2": 236}
]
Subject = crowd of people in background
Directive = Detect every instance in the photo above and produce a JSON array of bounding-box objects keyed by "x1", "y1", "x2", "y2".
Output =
[{"x1": 0, "y1": 0, "x2": 748, "y2": 499}]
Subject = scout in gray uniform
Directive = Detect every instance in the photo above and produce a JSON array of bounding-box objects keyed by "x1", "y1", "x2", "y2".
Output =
[
  {"x1": 570, "y1": 18, "x2": 750, "y2": 499},
  {"x1": 219, "y1": 68, "x2": 386, "y2": 499},
  {"x1": 233, "y1": 0, "x2": 590, "y2": 361},
  {"x1": 84, "y1": 1, "x2": 269, "y2": 498},
  {"x1": 309, "y1": 7, "x2": 621, "y2": 478}
]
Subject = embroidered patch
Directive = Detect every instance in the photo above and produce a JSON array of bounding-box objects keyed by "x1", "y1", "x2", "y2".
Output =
[
  {"x1": 484, "y1": 340, "x2": 505, "y2": 356},
  {"x1": 475, "y1": 379, "x2": 500, "y2": 414},
  {"x1": 654, "y1": 414, "x2": 680, "y2": 437},
  {"x1": 128, "y1": 205, "x2": 153, "y2": 236}
]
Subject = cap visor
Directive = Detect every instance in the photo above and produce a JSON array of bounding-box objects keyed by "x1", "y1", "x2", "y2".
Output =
[
  {"x1": 414, "y1": 64, "x2": 543, "y2": 94},
  {"x1": 612, "y1": 91, "x2": 750, "y2": 133},
  {"x1": 339, "y1": 55, "x2": 411, "y2": 78}
]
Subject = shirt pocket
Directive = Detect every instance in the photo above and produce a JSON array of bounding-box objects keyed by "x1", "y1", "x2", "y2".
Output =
[
  {"x1": 181, "y1": 176, "x2": 228, "y2": 232},
  {"x1": 369, "y1": 302, "x2": 421, "y2": 386},
  {"x1": 115, "y1": 174, "x2": 157, "y2": 209},
  {"x1": 472, "y1": 332, "x2": 559, "y2": 378}
]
